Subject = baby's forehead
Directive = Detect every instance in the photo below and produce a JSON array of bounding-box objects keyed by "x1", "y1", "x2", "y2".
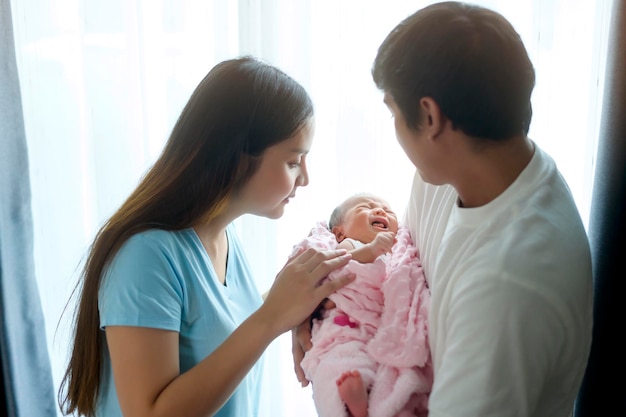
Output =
[{"x1": 345, "y1": 195, "x2": 389, "y2": 208}]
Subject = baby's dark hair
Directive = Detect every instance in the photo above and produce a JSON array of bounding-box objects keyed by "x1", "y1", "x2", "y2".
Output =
[{"x1": 328, "y1": 205, "x2": 344, "y2": 230}]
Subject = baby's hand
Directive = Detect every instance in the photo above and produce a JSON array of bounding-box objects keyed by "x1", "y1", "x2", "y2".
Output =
[{"x1": 369, "y1": 231, "x2": 396, "y2": 258}]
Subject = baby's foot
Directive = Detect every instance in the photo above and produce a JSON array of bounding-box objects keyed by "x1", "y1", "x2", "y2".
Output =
[{"x1": 336, "y1": 370, "x2": 368, "y2": 417}]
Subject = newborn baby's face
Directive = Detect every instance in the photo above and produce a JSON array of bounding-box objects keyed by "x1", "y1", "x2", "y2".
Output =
[{"x1": 340, "y1": 195, "x2": 398, "y2": 244}]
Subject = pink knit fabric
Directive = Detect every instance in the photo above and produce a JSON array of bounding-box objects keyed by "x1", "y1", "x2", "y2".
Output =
[{"x1": 295, "y1": 223, "x2": 432, "y2": 417}]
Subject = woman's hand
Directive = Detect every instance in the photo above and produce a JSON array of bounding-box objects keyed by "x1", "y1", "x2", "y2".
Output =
[{"x1": 259, "y1": 248, "x2": 354, "y2": 337}]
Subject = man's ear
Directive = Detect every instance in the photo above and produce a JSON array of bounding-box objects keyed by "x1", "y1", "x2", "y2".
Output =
[
  {"x1": 331, "y1": 226, "x2": 345, "y2": 242},
  {"x1": 419, "y1": 97, "x2": 445, "y2": 139}
]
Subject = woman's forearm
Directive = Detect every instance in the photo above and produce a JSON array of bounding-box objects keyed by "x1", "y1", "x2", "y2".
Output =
[{"x1": 150, "y1": 308, "x2": 280, "y2": 417}]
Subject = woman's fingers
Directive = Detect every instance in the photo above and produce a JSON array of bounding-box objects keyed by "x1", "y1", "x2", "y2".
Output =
[
  {"x1": 315, "y1": 272, "x2": 355, "y2": 300},
  {"x1": 302, "y1": 249, "x2": 351, "y2": 277},
  {"x1": 285, "y1": 247, "x2": 352, "y2": 287},
  {"x1": 262, "y1": 247, "x2": 353, "y2": 335},
  {"x1": 294, "y1": 249, "x2": 353, "y2": 301},
  {"x1": 295, "y1": 247, "x2": 349, "y2": 271}
]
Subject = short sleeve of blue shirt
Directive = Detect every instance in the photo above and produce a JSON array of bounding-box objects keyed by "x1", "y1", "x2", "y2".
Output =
[{"x1": 97, "y1": 225, "x2": 264, "y2": 417}]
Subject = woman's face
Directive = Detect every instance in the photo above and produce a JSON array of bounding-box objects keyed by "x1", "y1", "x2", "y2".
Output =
[{"x1": 238, "y1": 120, "x2": 314, "y2": 219}]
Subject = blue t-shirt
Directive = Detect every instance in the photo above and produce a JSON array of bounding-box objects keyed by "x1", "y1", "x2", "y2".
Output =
[{"x1": 97, "y1": 225, "x2": 264, "y2": 416}]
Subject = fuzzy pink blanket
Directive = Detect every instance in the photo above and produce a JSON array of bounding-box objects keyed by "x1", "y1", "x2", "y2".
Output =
[{"x1": 295, "y1": 223, "x2": 432, "y2": 417}]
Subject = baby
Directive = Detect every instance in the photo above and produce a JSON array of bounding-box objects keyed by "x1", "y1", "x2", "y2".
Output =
[{"x1": 293, "y1": 193, "x2": 432, "y2": 417}]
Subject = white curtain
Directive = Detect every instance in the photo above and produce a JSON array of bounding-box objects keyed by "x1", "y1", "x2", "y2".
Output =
[{"x1": 10, "y1": 0, "x2": 613, "y2": 416}]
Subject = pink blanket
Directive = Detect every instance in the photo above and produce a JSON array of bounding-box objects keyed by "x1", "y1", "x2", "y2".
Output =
[{"x1": 296, "y1": 223, "x2": 432, "y2": 417}]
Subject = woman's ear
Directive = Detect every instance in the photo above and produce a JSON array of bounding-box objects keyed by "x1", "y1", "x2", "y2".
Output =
[
  {"x1": 331, "y1": 226, "x2": 345, "y2": 242},
  {"x1": 419, "y1": 97, "x2": 445, "y2": 139}
]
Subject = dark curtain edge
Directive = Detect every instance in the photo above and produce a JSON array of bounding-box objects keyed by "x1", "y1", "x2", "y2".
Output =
[{"x1": 575, "y1": 0, "x2": 626, "y2": 415}]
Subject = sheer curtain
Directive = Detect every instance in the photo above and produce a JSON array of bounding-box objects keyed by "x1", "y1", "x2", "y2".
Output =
[{"x1": 10, "y1": 1, "x2": 612, "y2": 416}]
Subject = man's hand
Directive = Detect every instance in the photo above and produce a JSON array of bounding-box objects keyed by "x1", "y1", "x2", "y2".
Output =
[
  {"x1": 292, "y1": 320, "x2": 312, "y2": 387},
  {"x1": 291, "y1": 298, "x2": 336, "y2": 387}
]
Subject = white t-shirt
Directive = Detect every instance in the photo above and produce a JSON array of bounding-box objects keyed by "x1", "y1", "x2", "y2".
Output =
[{"x1": 404, "y1": 144, "x2": 593, "y2": 417}]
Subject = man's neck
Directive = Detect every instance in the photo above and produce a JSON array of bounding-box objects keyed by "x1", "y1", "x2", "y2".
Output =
[{"x1": 453, "y1": 135, "x2": 535, "y2": 208}]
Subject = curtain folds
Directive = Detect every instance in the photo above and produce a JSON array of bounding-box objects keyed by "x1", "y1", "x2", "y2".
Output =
[
  {"x1": 0, "y1": 0, "x2": 56, "y2": 415},
  {"x1": 576, "y1": 0, "x2": 625, "y2": 416}
]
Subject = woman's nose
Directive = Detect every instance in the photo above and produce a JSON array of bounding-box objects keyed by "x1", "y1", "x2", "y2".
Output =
[{"x1": 298, "y1": 162, "x2": 309, "y2": 187}]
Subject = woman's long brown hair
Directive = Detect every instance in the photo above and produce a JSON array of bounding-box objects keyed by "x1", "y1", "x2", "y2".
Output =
[{"x1": 57, "y1": 56, "x2": 313, "y2": 416}]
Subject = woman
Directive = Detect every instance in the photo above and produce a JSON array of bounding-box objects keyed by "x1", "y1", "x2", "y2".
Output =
[{"x1": 58, "y1": 56, "x2": 355, "y2": 417}]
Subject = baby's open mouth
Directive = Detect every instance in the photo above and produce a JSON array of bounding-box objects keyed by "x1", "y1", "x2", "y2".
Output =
[{"x1": 371, "y1": 219, "x2": 388, "y2": 229}]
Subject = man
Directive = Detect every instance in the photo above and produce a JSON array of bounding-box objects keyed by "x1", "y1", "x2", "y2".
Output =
[{"x1": 294, "y1": 2, "x2": 593, "y2": 416}]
